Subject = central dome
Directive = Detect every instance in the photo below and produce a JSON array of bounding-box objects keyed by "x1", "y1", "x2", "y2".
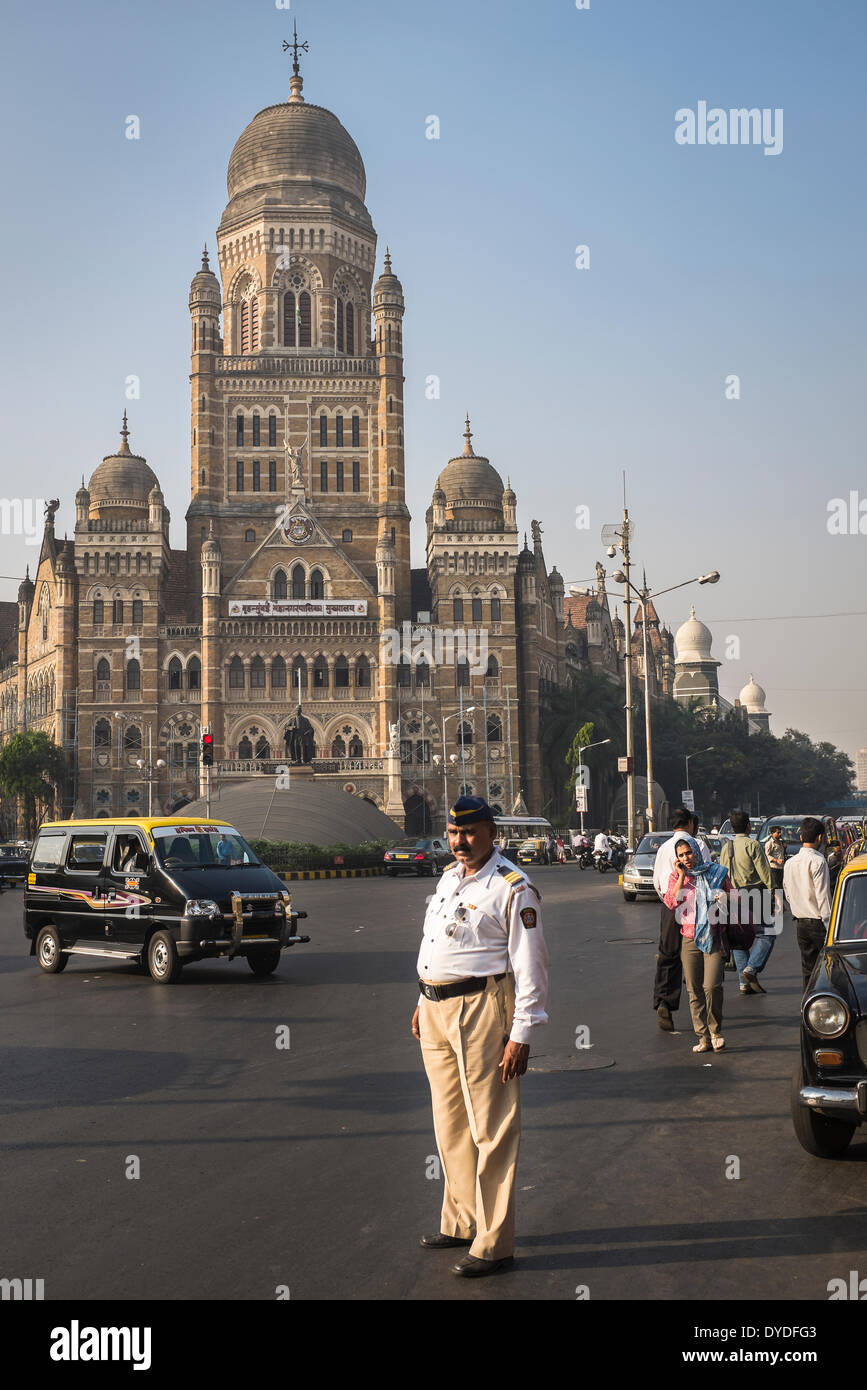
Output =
[{"x1": 225, "y1": 99, "x2": 368, "y2": 219}]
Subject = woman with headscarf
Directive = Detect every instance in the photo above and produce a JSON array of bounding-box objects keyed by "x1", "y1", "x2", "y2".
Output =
[{"x1": 664, "y1": 834, "x2": 733, "y2": 1053}]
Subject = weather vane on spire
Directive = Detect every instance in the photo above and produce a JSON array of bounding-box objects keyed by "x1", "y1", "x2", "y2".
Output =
[{"x1": 283, "y1": 20, "x2": 308, "y2": 76}]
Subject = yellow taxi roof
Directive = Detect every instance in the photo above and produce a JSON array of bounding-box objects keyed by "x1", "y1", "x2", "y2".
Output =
[
  {"x1": 38, "y1": 817, "x2": 234, "y2": 831},
  {"x1": 838, "y1": 853, "x2": 867, "y2": 882}
]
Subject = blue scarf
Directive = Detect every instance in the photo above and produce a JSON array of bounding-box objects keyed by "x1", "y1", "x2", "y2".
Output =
[{"x1": 676, "y1": 835, "x2": 728, "y2": 953}]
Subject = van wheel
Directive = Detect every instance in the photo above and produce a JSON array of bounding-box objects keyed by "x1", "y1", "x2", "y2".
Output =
[
  {"x1": 791, "y1": 1060, "x2": 856, "y2": 1157},
  {"x1": 247, "y1": 949, "x2": 282, "y2": 976},
  {"x1": 147, "y1": 931, "x2": 182, "y2": 984},
  {"x1": 36, "y1": 925, "x2": 68, "y2": 973}
]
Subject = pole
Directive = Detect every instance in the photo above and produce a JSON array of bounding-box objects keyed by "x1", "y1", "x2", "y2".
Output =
[
  {"x1": 578, "y1": 745, "x2": 585, "y2": 834},
  {"x1": 147, "y1": 726, "x2": 153, "y2": 818},
  {"x1": 642, "y1": 585, "x2": 655, "y2": 832},
  {"x1": 482, "y1": 682, "x2": 490, "y2": 802},
  {"x1": 441, "y1": 714, "x2": 448, "y2": 819},
  {"x1": 505, "y1": 686, "x2": 514, "y2": 810},
  {"x1": 621, "y1": 501, "x2": 636, "y2": 847},
  {"x1": 458, "y1": 683, "x2": 464, "y2": 795},
  {"x1": 684, "y1": 754, "x2": 690, "y2": 792}
]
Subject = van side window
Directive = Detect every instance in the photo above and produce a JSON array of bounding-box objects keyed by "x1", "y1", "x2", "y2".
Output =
[
  {"x1": 67, "y1": 834, "x2": 108, "y2": 870},
  {"x1": 32, "y1": 832, "x2": 67, "y2": 870},
  {"x1": 112, "y1": 835, "x2": 148, "y2": 873}
]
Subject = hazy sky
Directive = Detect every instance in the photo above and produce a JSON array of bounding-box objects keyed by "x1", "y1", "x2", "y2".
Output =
[{"x1": 1, "y1": 0, "x2": 864, "y2": 764}]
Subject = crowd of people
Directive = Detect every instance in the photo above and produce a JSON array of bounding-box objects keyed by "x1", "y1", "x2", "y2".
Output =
[{"x1": 651, "y1": 807, "x2": 833, "y2": 1051}]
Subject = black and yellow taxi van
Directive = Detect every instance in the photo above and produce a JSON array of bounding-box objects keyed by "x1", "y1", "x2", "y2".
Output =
[{"x1": 24, "y1": 817, "x2": 309, "y2": 984}]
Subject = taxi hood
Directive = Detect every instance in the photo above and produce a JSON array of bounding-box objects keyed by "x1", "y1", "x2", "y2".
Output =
[{"x1": 156, "y1": 862, "x2": 284, "y2": 906}]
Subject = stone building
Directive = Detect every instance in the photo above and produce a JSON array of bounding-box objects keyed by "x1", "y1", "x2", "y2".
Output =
[{"x1": 0, "y1": 59, "x2": 569, "y2": 831}]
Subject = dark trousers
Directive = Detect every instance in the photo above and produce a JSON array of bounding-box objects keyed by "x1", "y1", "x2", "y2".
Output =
[
  {"x1": 796, "y1": 918, "x2": 826, "y2": 990},
  {"x1": 653, "y1": 902, "x2": 682, "y2": 1011}
]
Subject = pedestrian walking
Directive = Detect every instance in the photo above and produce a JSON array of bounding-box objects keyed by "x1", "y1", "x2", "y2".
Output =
[
  {"x1": 664, "y1": 835, "x2": 733, "y2": 1053},
  {"x1": 719, "y1": 812, "x2": 774, "y2": 994},
  {"x1": 556, "y1": 835, "x2": 566, "y2": 864},
  {"x1": 412, "y1": 795, "x2": 549, "y2": 1278},
  {"x1": 783, "y1": 817, "x2": 833, "y2": 990},
  {"x1": 765, "y1": 823, "x2": 786, "y2": 916},
  {"x1": 652, "y1": 808, "x2": 710, "y2": 1030}
]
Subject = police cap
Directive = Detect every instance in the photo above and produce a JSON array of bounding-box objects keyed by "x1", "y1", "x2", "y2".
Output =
[{"x1": 447, "y1": 795, "x2": 496, "y2": 828}]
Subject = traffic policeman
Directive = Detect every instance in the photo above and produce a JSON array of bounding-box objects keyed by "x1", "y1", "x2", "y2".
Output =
[{"x1": 412, "y1": 796, "x2": 549, "y2": 1277}]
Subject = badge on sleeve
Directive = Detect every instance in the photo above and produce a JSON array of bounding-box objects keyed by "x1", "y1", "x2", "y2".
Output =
[{"x1": 520, "y1": 906, "x2": 537, "y2": 929}]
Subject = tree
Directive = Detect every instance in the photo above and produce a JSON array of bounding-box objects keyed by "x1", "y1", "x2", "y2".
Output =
[{"x1": 0, "y1": 730, "x2": 68, "y2": 836}]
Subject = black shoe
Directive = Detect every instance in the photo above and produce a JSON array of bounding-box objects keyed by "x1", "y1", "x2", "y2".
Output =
[
  {"x1": 452, "y1": 1254, "x2": 514, "y2": 1277},
  {"x1": 419, "y1": 1232, "x2": 473, "y2": 1250},
  {"x1": 656, "y1": 1003, "x2": 674, "y2": 1032},
  {"x1": 748, "y1": 978, "x2": 767, "y2": 994}
]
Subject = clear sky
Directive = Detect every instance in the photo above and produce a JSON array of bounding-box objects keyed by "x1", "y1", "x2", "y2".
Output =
[{"x1": 1, "y1": 0, "x2": 865, "y2": 764}]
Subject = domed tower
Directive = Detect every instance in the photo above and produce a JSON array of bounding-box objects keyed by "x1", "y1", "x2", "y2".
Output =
[
  {"x1": 373, "y1": 249, "x2": 409, "y2": 614},
  {"x1": 200, "y1": 522, "x2": 223, "y2": 777},
  {"x1": 673, "y1": 606, "x2": 721, "y2": 706},
  {"x1": 189, "y1": 247, "x2": 222, "y2": 507},
  {"x1": 739, "y1": 674, "x2": 771, "y2": 732}
]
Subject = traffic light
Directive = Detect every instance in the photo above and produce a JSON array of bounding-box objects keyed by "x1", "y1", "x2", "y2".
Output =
[{"x1": 201, "y1": 732, "x2": 214, "y2": 766}]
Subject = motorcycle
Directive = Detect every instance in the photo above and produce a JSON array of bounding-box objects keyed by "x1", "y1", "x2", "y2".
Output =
[
  {"x1": 594, "y1": 849, "x2": 610, "y2": 874},
  {"x1": 577, "y1": 845, "x2": 594, "y2": 870}
]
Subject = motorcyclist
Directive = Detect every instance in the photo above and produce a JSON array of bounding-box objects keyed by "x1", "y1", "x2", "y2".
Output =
[{"x1": 593, "y1": 829, "x2": 612, "y2": 865}]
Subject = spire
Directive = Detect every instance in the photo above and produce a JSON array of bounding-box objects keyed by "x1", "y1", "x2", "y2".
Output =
[
  {"x1": 118, "y1": 410, "x2": 131, "y2": 456},
  {"x1": 462, "y1": 413, "x2": 474, "y2": 456},
  {"x1": 202, "y1": 244, "x2": 210, "y2": 271},
  {"x1": 284, "y1": 21, "x2": 308, "y2": 103},
  {"x1": 384, "y1": 246, "x2": 392, "y2": 273}
]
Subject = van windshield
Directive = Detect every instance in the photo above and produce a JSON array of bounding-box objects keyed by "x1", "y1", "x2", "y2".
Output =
[{"x1": 152, "y1": 824, "x2": 261, "y2": 870}]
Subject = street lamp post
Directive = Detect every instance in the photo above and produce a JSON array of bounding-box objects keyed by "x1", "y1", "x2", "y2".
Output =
[
  {"x1": 134, "y1": 726, "x2": 166, "y2": 818},
  {"x1": 613, "y1": 569, "x2": 720, "y2": 832},
  {"x1": 437, "y1": 708, "x2": 476, "y2": 820},
  {"x1": 576, "y1": 737, "x2": 611, "y2": 834},
  {"x1": 685, "y1": 746, "x2": 715, "y2": 792}
]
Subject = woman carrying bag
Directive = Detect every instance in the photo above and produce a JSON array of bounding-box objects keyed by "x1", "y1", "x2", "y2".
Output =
[{"x1": 665, "y1": 835, "x2": 734, "y2": 1054}]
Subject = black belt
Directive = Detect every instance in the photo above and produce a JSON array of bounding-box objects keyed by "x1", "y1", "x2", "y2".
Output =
[{"x1": 418, "y1": 973, "x2": 506, "y2": 1002}]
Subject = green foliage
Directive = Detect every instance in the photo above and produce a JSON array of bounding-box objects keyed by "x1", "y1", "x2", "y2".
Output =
[
  {"x1": 0, "y1": 730, "x2": 67, "y2": 829},
  {"x1": 249, "y1": 838, "x2": 397, "y2": 871}
]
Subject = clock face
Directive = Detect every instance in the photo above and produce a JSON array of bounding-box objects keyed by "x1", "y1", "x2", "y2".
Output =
[{"x1": 284, "y1": 515, "x2": 314, "y2": 544}]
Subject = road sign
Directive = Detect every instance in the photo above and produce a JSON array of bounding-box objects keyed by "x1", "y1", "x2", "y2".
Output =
[
  {"x1": 575, "y1": 786, "x2": 588, "y2": 812},
  {"x1": 682, "y1": 789, "x2": 695, "y2": 811},
  {"x1": 618, "y1": 756, "x2": 633, "y2": 773}
]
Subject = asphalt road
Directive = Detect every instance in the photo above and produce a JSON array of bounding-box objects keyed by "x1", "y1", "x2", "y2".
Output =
[{"x1": 2, "y1": 865, "x2": 867, "y2": 1302}]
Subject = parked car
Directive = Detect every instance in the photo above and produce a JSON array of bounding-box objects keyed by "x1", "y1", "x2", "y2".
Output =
[
  {"x1": 699, "y1": 833, "x2": 724, "y2": 862},
  {"x1": 517, "y1": 838, "x2": 548, "y2": 865},
  {"x1": 791, "y1": 851, "x2": 867, "y2": 1157},
  {"x1": 759, "y1": 815, "x2": 843, "y2": 886},
  {"x1": 384, "y1": 837, "x2": 453, "y2": 876},
  {"x1": 24, "y1": 817, "x2": 309, "y2": 983},
  {"x1": 718, "y1": 816, "x2": 766, "y2": 840},
  {"x1": 0, "y1": 841, "x2": 30, "y2": 887},
  {"x1": 621, "y1": 831, "x2": 674, "y2": 902}
]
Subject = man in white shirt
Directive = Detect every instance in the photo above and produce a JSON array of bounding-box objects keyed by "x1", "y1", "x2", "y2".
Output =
[
  {"x1": 652, "y1": 810, "x2": 710, "y2": 1029},
  {"x1": 783, "y1": 817, "x2": 833, "y2": 989},
  {"x1": 412, "y1": 795, "x2": 548, "y2": 1278},
  {"x1": 594, "y1": 829, "x2": 611, "y2": 860}
]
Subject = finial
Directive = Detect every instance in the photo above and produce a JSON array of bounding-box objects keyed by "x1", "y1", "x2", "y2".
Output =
[
  {"x1": 202, "y1": 244, "x2": 209, "y2": 270},
  {"x1": 25, "y1": 564, "x2": 30, "y2": 581},
  {"x1": 118, "y1": 410, "x2": 130, "y2": 454},
  {"x1": 283, "y1": 21, "x2": 308, "y2": 102},
  {"x1": 208, "y1": 518, "x2": 215, "y2": 537},
  {"x1": 506, "y1": 475, "x2": 511, "y2": 489},
  {"x1": 690, "y1": 604, "x2": 696, "y2": 618},
  {"x1": 384, "y1": 247, "x2": 392, "y2": 273},
  {"x1": 642, "y1": 567, "x2": 648, "y2": 592},
  {"x1": 462, "y1": 413, "x2": 473, "y2": 456},
  {"x1": 523, "y1": 532, "x2": 528, "y2": 549}
]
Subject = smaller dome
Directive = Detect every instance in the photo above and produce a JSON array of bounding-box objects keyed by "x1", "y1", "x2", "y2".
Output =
[
  {"x1": 57, "y1": 546, "x2": 74, "y2": 576},
  {"x1": 675, "y1": 606, "x2": 714, "y2": 664},
  {"x1": 148, "y1": 483, "x2": 164, "y2": 503},
  {"x1": 517, "y1": 540, "x2": 535, "y2": 573},
  {"x1": 373, "y1": 248, "x2": 404, "y2": 305},
  {"x1": 75, "y1": 483, "x2": 89, "y2": 504},
  {"x1": 586, "y1": 599, "x2": 602, "y2": 620},
  {"x1": 435, "y1": 416, "x2": 504, "y2": 519},
  {"x1": 88, "y1": 415, "x2": 160, "y2": 514},
  {"x1": 739, "y1": 674, "x2": 767, "y2": 711},
  {"x1": 549, "y1": 566, "x2": 564, "y2": 591},
  {"x1": 18, "y1": 567, "x2": 34, "y2": 602}
]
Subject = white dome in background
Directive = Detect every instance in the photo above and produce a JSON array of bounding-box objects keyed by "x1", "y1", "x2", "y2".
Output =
[
  {"x1": 739, "y1": 674, "x2": 767, "y2": 712},
  {"x1": 674, "y1": 606, "x2": 714, "y2": 664}
]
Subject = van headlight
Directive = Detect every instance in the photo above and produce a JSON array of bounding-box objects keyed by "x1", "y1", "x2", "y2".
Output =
[
  {"x1": 186, "y1": 899, "x2": 220, "y2": 918},
  {"x1": 805, "y1": 996, "x2": 850, "y2": 1037}
]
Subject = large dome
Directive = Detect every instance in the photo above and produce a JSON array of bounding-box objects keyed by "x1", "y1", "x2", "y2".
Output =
[
  {"x1": 674, "y1": 606, "x2": 714, "y2": 664},
  {"x1": 224, "y1": 98, "x2": 370, "y2": 226},
  {"x1": 87, "y1": 416, "x2": 159, "y2": 514},
  {"x1": 435, "y1": 417, "x2": 504, "y2": 516}
]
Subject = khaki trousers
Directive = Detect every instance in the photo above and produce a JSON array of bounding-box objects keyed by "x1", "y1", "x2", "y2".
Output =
[
  {"x1": 419, "y1": 975, "x2": 520, "y2": 1260},
  {"x1": 681, "y1": 935, "x2": 724, "y2": 1040}
]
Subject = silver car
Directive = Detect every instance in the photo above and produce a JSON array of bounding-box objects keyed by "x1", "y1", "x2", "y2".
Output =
[{"x1": 622, "y1": 831, "x2": 674, "y2": 903}]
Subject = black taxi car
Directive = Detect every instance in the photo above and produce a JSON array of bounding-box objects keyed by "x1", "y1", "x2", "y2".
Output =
[
  {"x1": 24, "y1": 817, "x2": 309, "y2": 984},
  {"x1": 0, "y1": 841, "x2": 30, "y2": 887},
  {"x1": 791, "y1": 852, "x2": 867, "y2": 1157}
]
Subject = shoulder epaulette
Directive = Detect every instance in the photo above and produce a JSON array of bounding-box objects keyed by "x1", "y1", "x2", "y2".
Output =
[{"x1": 498, "y1": 867, "x2": 525, "y2": 885}]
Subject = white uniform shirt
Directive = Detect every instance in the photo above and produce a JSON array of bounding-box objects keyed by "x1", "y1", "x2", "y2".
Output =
[
  {"x1": 416, "y1": 848, "x2": 549, "y2": 1046},
  {"x1": 783, "y1": 846, "x2": 833, "y2": 926},
  {"x1": 653, "y1": 833, "x2": 711, "y2": 898},
  {"x1": 594, "y1": 833, "x2": 610, "y2": 855}
]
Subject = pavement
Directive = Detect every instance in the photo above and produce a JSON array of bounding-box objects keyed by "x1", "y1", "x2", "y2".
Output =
[{"x1": 2, "y1": 865, "x2": 867, "y2": 1302}]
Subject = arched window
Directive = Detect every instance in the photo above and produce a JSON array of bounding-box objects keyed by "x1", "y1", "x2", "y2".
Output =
[
  {"x1": 250, "y1": 295, "x2": 258, "y2": 350},
  {"x1": 319, "y1": 414, "x2": 328, "y2": 447},
  {"x1": 187, "y1": 657, "x2": 201, "y2": 690},
  {"x1": 491, "y1": 597, "x2": 501, "y2": 622},
  {"x1": 313, "y1": 656, "x2": 328, "y2": 689},
  {"x1": 236, "y1": 414, "x2": 244, "y2": 446},
  {"x1": 273, "y1": 569, "x2": 287, "y2": 600},
  {"x1": 346, "y1": 302, "x2": 355, "y2": 354},
  {"x1": 486, "y1": 654, "x2": 499, "y2": 679},
  {"x1": 310, "y1": 569, "x2": 324, "y2": 599},
  {"x1": 458, "y1": 721, "x2": 473, "y2": 747},
  {"x1": 336, "y1": 461, "x2": 344, "y2": 492},
  {"x1": 252, "y1": 460, "x2": 260, "y2": 491},
  {"x1": 291, "y1": 565, "x2": 306, "y2": 599},
  {"x1": 298, "y1": 291, "x2": 311, "y2": 347},
  {"x1": 126, "y1": 659, "x2": 141, "y2": 691},
  {"x1": 254, "y1": 734, "x2": 271, "y2": 759},
  {"x1": 168, "y1": 657, "x2": 182, "y2": 690},
  {"x1": 93, "y1": 599, "x2": 104, "y2": 625},
  {"x1": 352, "y1": 416, "x2": 360, "y2": 447},
  {"x1": 271, "y1": 655, "x2": 286, "y2": 690},
  {"x1": 268, "y1": 459, "x2": 276, "y2": 491},
  {"x1": 472, "y1": 598, "x2": 483, "y2": 623},
  {"x1": 415, "y1": 660, "x2": 429, "y2": 687},
  {"x1": 94, "y1": 718, "x2": 111, "y2": 747},
  {"x1": 352, "y1": 460, "x2": 360, "y2": 492},
  {"x1": 123, "y1": 725, "x2": 142, "y2": 751},
  {"x1": 336, "y1": 297, "x2": 344, "y2": 351},
  {"x1": 252, "y1": 415, "x2": 260, "y2": 448},
  {"x1": 336, "y1": 415, "x2": 344, "y2": 448},
  {"x1": 240, "y1": 301, "x2": 250, "y2": 353},
  {"x1": 453, "y1": 598, "x2": 464, "y2": 623},
  {"x1": 396, "y1": 656, "x2": 411, "y2": 688},
  {"x1": 132, "y1": 599, "x2": 143, "y2": 625},
  {"x1": 456, "y1": 660, "x2": 470, "y2": 689},
  {"x1": 268, "y1": 414, "x2": 277, "y2": 447},
  {"x1": 238, "y1": 736, "x2": 253, "y2": 759},
  {"x1": 229, "y1": 657, "x2": 245, "y2": 689},
  {"x1": 112, "y1": 598, "x2": 124, "y2": 625},
  {"x1": 348, "y1": 733, "x2": 363, "y2": 757},
  {"x1": 334, "y1": 655, "x2": 349, "y2": 688},
  {"x1": 292, "y1": 656, "x2": 308, "y2": 691},
  {"x1": 96, "y1": 658, "x2": 110, "y2": 681},
  {"x1": 356, "y1": 655, "x2": 370, "y2": 687},
  {"x1": 283, "y1": 292, "x2": 296, "y2": 346},
  {"x1": 245, "y1": 529, "x2": 255, "y2": 542},
  {"x1": 331, "y1": 734, "x2": 346, "y2": 757},
  {"x1": 250, "y1": 656, "x2": 266, "y2": 689},
  {"x1": 486, "y1": 714, "x2": 502, "y2": 743}
]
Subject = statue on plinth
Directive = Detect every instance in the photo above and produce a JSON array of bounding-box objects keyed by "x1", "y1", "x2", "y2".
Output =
[{"x1": 283, "y1": 704, "x2": 315, "y2": 764}]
